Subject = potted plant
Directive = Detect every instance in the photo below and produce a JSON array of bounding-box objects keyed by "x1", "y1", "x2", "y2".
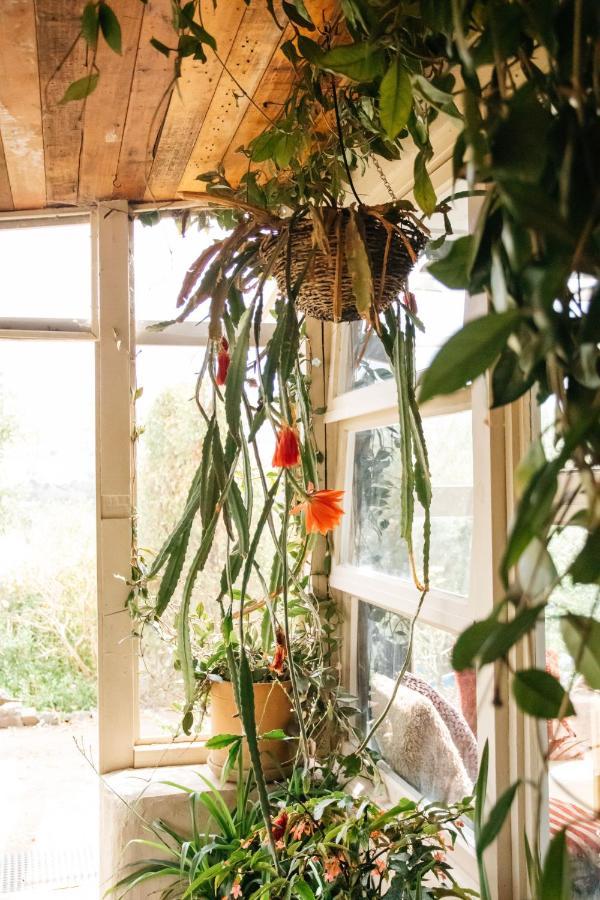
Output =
[{"x1": 191, "y1": 619, "x2": 297, "y2": 782}]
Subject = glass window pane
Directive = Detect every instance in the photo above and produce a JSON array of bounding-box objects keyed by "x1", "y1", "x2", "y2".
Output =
[
  {"x1": 347, "y1": 410, "x2": 473, "y2": 595},
  {"x1": 358, "y1": 601, "x2": 477, "y2": 802},
  {"x1": 134, "y1": 344, "x2": 277, "y2": 739},
  {"x1": 133, "y1": 216, "x2": 229, "y2": 323},
  {"x1": 545, "y1": 526, "x2": 600, "y2": 895},
  {"x1": 0, "y1": 220, "x2": 92, "y2": 321},
  {"x1": 135, "y1": 344, "x2": 207, "y2": 738}
]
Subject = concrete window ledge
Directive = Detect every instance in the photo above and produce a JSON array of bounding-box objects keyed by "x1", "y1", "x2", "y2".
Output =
[{"x1": 100, "y1": 764, "x2": 236, "y2": 900}]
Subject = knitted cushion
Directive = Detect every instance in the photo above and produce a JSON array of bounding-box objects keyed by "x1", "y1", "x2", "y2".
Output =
[
  {"x1": 370, "y1": 674, "x2": 473, "y2": 804},
  {"x1": 402, "y1": 672, "x2": 479, "y2": 783}
]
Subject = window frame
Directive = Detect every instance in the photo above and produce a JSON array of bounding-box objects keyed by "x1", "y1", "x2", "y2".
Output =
[{"x1": 324, "y1": 189, "x2": 541, "y2": 896}]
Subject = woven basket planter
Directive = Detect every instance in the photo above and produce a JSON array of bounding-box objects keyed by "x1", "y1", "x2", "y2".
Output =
[{"x1": 270, "y1": 207, "x2": 427, "y2": 322}]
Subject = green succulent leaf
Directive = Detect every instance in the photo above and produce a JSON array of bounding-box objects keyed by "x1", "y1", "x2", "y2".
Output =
[
  {"x1": 413, "y1": 151, "x2": 436, "y2": 216},
  {"x1": 344, "y1": 210, "x2": 374, "y2": 319}
]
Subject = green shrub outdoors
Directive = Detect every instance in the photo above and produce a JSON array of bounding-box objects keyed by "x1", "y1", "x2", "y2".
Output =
[{"x1": 0, "y1": 574, "x2": 97, "y2": 712}]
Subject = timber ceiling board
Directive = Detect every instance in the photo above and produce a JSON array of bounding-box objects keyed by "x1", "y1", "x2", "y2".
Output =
[{"x1": 0, "y1": 0, "x2": 340, "y2": 212}]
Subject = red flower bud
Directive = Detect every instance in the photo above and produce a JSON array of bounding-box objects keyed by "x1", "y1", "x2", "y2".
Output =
[
  {"x1": 269, "y1": 626, "x2": 287, "y2": 674},
  {"x1": 271, "y1": 810, "x2": 288, "y2": 842},
  {"x1": 272, "y1": 425, "x2": 300, "y2": 468},
  {"x1": 215, "y1": 337, "x2": 230, "y2": 386}
]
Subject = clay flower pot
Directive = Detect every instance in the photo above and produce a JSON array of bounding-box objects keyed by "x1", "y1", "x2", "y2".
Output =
[{"x1": 207, "y1": 679, "x2": 295, "y2": 783}]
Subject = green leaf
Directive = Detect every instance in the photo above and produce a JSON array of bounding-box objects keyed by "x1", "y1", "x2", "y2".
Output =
[
  {"x1": 560, "y1": 614, "x2": 600, "y2": 689},
  {"x1": 317, "y1": 42, "x2": 386, "y2": 82},
  {"x1": 474, "y1": 740, "x2": 491, "y2": 900},
  {"x1": 512, "y1": 669, "x2": 574, "y2": 719},
  {"x1": 59, "y1": 74, "x2": 99, "y2": 104},
  {"x1": 491, "y1": 86, "x2": 552, "y2": 183},
  {"x1": 569, "y1": 528, "x2": 600, "y2": 584},
  {"x1": 540, "y1": 830, "x2": 571, "y2": 900},
  {"x1": 413, "y1": 151, "x2": 436, "y2": 216},
  {"x1": 204, "y1": 733, "x2": 241, "y2": 749},
  {"x1": 379, "y1": 60, "x2": 412, "y2": 139},
  {"x1": 478, "y1": 781, "x2": 520, "y2": 855},
  {"x1": 150, "y1": 37, "x2": 171, "y2": 56},
  {"x1": 479, "y1": 604, "x2": 545, "y2": 665},
  {"x1": 81, "y1": 2, "x2": 99, "y2": 48},
  {"x1": 225, "y1": 306, "x2": 252, "y2": 442},
  {"x1": 98, "y1": 2, "x2": 122, "y2": 54},
  {"x1": 426, "y1": 235, "x2": 474, "y2": 289},
  {"x1": 452, "y1": 617, "x2": 500, "y2": 671},
  {"x1": 260, "y1": 728, "x2": 288, "y2": 740},
  {"x1": 293, "y1": 880, "x2": 316, "y2": 900},
  {"x1": 344, "y1": 210, "x2": 373, "y2": 319},
  {"x1": 419, "y1": 310, "x2": 521, "y2": 403},
  {"x1": 411, "y1": 74, "x2": 461, "y2": 118},
  {"x1": 282, "y1": 0, "x2": 314, "y2": 29},
  {"x1": 491, "y1": 346, "x2": 537, "y2": 408}
]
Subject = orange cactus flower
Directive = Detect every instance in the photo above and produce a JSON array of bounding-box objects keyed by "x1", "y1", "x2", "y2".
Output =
[
  {"x1": 324, "y1": 854, "x2": 343, "y2": 883},
  {"x1": 292, "y1": 484, "x2": 345, "y2": 535},
  {"x1": 269, "y1": 626, "x2": 287, "y2": 674},
  {"x1": 215, "y1": 337, "x2": 230, "y2": 386},
  {"x1": 272, "y1": 425, "x2": 301, "y2": 468}
]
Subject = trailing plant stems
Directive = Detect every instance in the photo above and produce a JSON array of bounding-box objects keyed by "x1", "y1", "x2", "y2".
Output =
[{"x1": 281, "y1": 471, "x2": 311, "y2": 769}]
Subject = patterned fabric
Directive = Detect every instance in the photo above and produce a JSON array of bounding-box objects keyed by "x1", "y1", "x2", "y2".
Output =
[
  {"x1": 549, "y1": 799, "x2": 600, "y2": 857},
  {"x1": 371, "y1": 674, "x2": 473, "y2": 804},
  {"x1": 402, "y1": 672, "x2": 479, "y2": 783}
]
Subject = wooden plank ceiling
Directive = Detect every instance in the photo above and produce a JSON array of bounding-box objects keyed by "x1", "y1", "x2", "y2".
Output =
[{"x1": 0, "y1": 0, "x2": 338, "y2": 212}]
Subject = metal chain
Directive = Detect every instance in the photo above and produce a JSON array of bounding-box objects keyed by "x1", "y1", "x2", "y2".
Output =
[{"x1": 371, "y1": 153, "x2": 397, "y2": 202}]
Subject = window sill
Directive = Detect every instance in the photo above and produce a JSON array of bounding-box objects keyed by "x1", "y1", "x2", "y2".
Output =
[{"x1": 133, "y1": 739, "x2": 208, "y2": 768}]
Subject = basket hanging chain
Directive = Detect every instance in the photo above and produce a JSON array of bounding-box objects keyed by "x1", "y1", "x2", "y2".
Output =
[{"x1": 371, "y1": 153, "x2": 398, "y2": 203}]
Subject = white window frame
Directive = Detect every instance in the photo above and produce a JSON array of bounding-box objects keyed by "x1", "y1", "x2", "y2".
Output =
[{"x1": 324, "y1": 187, "x2": 540, "y2": 897}]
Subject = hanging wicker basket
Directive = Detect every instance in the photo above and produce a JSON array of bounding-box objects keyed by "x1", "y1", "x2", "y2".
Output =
[{"x1": 269, "y1": 206, "x2": 428, "y2": 322}]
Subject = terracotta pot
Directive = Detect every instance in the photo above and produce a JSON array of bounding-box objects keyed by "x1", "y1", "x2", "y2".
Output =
[{"x1": 207, "y1": 679, "x2": 296, "y2": 782}]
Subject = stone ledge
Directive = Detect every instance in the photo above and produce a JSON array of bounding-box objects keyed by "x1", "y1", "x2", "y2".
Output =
[{"x1": 100, "y1": 764, "x2": 236, "y2": 900}]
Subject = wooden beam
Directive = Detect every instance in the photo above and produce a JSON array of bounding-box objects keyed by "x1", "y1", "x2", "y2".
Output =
[
  {"x1": 78, "y1": 0, "x2": 144, "y2": 202},
  {"x1": 177, "y1": 4, "x2": 283, "y2": 194},
  {"x1": 113, "y1": 0, "x2": 174, "y2": 200},
  {"x1": 35, "y1": 0, "x2": 88, "y2": 205},
  {"x1": 0, "y1": 132, "x2": 15, "y2": 211},
  {"x1": 0, "y1": 0, "x2": 46, "y2": 209},
  {"x1": 146, "y1": 0, "x2": 247, "y2": 201}
]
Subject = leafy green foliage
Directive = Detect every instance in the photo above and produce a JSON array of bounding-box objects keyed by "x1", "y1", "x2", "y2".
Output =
[
  {"x1": 560, "y1": 614, "x2": 600, "y2": 690},
  {"x1": 379, "y1": 60, "x2": 412, "y2": 139},
  {"x1": 98, "y1": 2, "x2": 122, "y2": 53},
  {"x1": 59, "y1": 73, "x2": 99, "y2": 104},
  {"x1": 114, "y1": 769, "x2": 474, "y2": 899},
  {"x1": 512, "y1": 669, "x2": 574, "y2": 719},
  {"x1": 419, "y1": 310, "x2": 521, "y2": 403}
]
